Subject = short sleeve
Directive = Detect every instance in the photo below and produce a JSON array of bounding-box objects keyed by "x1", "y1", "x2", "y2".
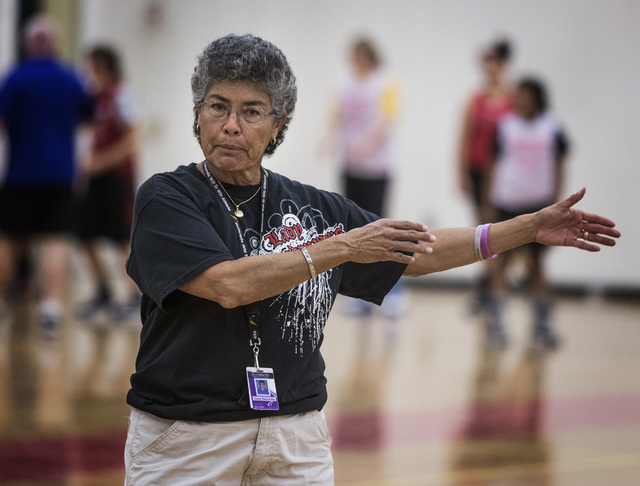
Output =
[
  {"x1": 127, "y1": 177, "x2": 234, "y2": 311},
  {"x1": 381, "y1": 77, "x2": 400, "y2": 120},
  {"x1": 337, "y1": 198, "x2": 407, "y2": 305},
  {"x1": 554, "y1": 129, "x2": 570, "y2": 161},
  {"x1": 339, "y1": 260, "x2": 406, "y2": 305},
  {"x1": 115, "y1": 84, "x2": 140, "y2": 126}
]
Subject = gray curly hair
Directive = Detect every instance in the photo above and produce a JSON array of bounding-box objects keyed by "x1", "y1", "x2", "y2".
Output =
[{"x1": 191, "y1": 34, "x2": 297, "y2": 157}]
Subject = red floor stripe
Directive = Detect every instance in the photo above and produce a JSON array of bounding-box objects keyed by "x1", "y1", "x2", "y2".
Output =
[
  {"x1": 1, "y1": 392, "x2": 639, "y2": 481},
  {"x1": 328, "y1": 392, "x2": 640, "y2": 450},
  {"x1": 0, "y1": 430, "x2": 126, "y2": 481}
]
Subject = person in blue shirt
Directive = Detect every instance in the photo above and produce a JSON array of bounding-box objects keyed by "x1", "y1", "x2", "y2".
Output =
[{"x1": 0, "y1": 15, "x2": 94, "y2": 338}]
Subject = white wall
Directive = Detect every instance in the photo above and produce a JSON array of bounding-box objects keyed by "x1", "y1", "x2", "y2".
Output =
[
  {"x1": 0, "y1": 0, "x2": 16, "y2": 74},
  {"x1": 78, "y1": 0, "x2": 640, "y2": 289}
]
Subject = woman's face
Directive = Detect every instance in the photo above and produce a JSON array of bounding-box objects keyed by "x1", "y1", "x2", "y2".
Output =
[
  {"x1": 86, "y1": 59, "x2": 110, "y2": 92},
  {"x1": 515, "y1": 87, "x2": 537, "y2": 119},
  {"x1": 351, "y1": 46, "x2": 370, "y2": 72},
  {"x1": 198, "y1": 80, "x2": 283, "y2": 184},
  {"x1": 481, "y1": 54, "x2": 505, "y2": 82}
]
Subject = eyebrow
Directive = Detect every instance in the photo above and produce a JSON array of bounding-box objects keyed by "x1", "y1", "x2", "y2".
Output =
[{"x1": 204, "y1": 94, "x2": 268, "y2": 107}]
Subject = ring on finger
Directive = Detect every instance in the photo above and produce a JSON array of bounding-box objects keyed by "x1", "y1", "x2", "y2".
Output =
[{"x1": 582, "y1": 230, "x2": 590, "y2": 241}]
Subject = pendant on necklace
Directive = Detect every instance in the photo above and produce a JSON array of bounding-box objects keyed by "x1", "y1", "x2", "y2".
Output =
[{"x1": 234, "y1": 207, "x2": 244, "y2": 218}]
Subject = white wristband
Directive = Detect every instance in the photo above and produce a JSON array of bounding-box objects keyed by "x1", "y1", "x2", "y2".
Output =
[{"x1": 474, "y1": 224, "x2": 485, "y2": 261}]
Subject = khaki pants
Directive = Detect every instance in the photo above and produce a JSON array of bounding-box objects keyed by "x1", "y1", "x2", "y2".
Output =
[{"x1": 124, "y1": 407, "x2": 334, "y2": 485}]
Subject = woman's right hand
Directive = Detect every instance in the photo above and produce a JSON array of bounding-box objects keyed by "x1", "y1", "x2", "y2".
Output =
[{"x1": 340, "y1": 219, "x2": 436, "y2": 265}]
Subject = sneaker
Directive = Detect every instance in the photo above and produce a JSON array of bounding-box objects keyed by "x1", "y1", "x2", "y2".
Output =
[
  {"x1": 529, "y1": 296, "x2": 558, "y2": 350},
  {"x1": 484, "y1": 296, "x2": 507, "y2": 350},
  {"x1": 76, "y1": 296, "x2": 111, "y2": 321},
  {"x1": 109, "y1": 296, "x2": 141, "y2": 322},
  {"x1": 530, "y1": 327, "x2": 560, "y2": 351},
  {"x1": 484, "y1": 323, "x2": 507, "y2": 350},
  {"x1": 40, "y1": 314, "x2": 59, "y2": 340},
  {"x1": 468, "y1": 297, "x2": 489, "y2": 316}
]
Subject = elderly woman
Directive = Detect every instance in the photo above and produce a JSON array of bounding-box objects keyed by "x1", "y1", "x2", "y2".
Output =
[{"x1": 124, "y1": 34, "x2": 619, "y2": 485}]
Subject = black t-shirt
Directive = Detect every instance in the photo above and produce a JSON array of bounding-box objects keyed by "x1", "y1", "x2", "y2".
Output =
[{"x1": 126, "y1": 163, "x2": 406, "y2": 421}]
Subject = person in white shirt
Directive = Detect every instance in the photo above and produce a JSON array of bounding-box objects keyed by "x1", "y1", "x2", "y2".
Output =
[{"x1": 487, "y1": 77, "x2": 570, "y2": 350}]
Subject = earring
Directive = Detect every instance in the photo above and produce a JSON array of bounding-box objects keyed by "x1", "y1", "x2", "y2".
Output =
[
  {"x1": 270, "y1": 137, "x2": 277, "y2": 145},
  {"x1": 196, "y1": 124, "x2": 200, "y2": 133}
]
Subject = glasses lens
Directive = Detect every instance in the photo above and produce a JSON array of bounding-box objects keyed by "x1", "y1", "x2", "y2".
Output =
[
  {"x1": 200, "y1": 102, "x2": 273, "y2": 125},
  {"x1": 240, "y1": 107, "x2": 264, "y2": 125},
  {"x1": 202, "y1": 101, "x2": 229, "y2": 120}
]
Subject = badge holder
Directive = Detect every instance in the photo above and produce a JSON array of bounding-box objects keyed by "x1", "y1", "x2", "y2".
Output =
[{"x1": 246, "y1": 304, "x2": 279, "y2": 411}]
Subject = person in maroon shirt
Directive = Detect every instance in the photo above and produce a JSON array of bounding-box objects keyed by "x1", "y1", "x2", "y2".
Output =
[
  {"x1": 456, "y1": 38, "x2": 514, "y2": 314},
  {"x1": 76, "y1": 45, "x2": 141, "y2": 324}
]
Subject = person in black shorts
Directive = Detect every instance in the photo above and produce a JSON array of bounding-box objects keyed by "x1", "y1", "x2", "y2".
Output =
[
  {"x1": 0, "y1": 16, "x2": 93, "y2": 338},
  {"x1": 75, "y1": 45, "x2": 140, "y2": 324}
]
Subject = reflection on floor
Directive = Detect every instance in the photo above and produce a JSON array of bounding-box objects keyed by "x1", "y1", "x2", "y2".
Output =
[{"x1": 1, "y1": 285, "x2": 639, "y2": 485}]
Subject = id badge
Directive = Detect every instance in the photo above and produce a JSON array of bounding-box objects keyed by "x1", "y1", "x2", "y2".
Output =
[{"x1": 246, "y1": 367, "x2": 279, "y2": 410}]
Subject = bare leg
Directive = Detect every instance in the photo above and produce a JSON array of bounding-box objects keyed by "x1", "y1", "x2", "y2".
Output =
[
  {"x1": 84, "y1": 240, "x2": 110, "y2": 294},
  {"x1": 0, "y1": 234, "x2": 17, "y2": 304},
  {"x1": 38, "y1": 235, "x2": 69, "y2": 338},
  {"x1": 40, "y1": 235, "x2": 68, "y2": 302},
  {"x1": 527, "y1": 248, "x2": 557, "y2": 349},
  {"x1": 104, "y1": 243, "x2": 140, "y2": 323},
  {"x1": 486, "y1": 251, "x2": 511, "y2": 349}
]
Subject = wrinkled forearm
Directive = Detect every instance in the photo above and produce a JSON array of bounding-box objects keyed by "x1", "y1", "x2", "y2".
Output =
[
  {"x1": 179, "y1": 233, "x2": 354, "y2": 308},
  {"x1": 405, "y1": 215, "x2": 537, "y2": 276}
]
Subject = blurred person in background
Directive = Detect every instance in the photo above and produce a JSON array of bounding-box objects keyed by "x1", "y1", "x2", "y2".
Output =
[
  {"x1": 486, "y1": 77, "x2": 570, "y2": 350},
  {"x1": 75, "y1": 44, "x2": 140, "y2": 324},
  {"x1": 320, "y1": 36, "x2": 406, "y2": 317},
  {"x1": 0, "y1": 15, "x2": 94, "y2": 338},
  {"x1": 457, "y1": 38, "x2": 514, "y2": 314}
]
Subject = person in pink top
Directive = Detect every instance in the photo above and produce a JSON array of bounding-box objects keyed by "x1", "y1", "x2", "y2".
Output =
[
  {"x1": 321, "y1": 37, "x2": 406, "y2": 318},
  {"x1": 457, "y1": 38, "x2": 514, "y2": 313}
]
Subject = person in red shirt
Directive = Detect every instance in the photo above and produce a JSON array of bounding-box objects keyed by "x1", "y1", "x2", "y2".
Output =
[
  {"x1": 456, "y1": 39, "x2": 514, "y2": 313},
  {"x1": 75, "y1": 45, "x2": 140, "y2": 324}
]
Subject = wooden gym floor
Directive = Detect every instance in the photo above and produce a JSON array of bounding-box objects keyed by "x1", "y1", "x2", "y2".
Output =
[{"x1": 0, "y1": 283, "x2": 638, "y2": 485}]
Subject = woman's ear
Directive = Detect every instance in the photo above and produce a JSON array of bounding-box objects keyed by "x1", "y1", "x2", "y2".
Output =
[{"x1": 273, "y1": 114, "x2": 287, "y2": 138}]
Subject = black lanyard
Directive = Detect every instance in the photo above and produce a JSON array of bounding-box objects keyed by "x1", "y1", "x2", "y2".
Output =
[{"x1": 202, "y1": 161, "x2": 267, "y2": 368}]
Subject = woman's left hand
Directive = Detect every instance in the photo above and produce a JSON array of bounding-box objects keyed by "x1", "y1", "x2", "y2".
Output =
[{"x1": 534, "y1": 188, "x2": 621, "y2": 251}]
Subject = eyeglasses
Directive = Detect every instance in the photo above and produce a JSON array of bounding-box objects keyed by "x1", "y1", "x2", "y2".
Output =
[{"x1": 199, "y1": 100, "x2": 276, "y2": 126}]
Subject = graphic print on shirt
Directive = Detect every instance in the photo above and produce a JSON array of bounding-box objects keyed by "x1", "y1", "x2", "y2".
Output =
[{"x1": 243, "y1": 199, "x2": 345, "y2": 356}]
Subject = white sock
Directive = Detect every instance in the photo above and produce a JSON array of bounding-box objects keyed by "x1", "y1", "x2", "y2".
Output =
[{"x1": 40, "y1": 298, "x2": 62, "y2": 320}]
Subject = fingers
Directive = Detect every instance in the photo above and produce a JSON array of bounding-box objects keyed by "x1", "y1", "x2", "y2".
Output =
[
  {"x1": 581, "y1": 211, "x2": 619, "y2": 230},
  {"x1": 580, "y1": 211, "x2": 621, "y2": 248},
  {"x1": 564, "y1": 187, "x2": 586, "y2": 207},
  {"x1": 572, "y1": 238, "x2": 602, "y2": 252},
  {"x1": 577, "y1": 219, "x2": 621, "y2": 251},
  {"x1": 563, "y1": 188, "x2": 621, "y2": 250},
  {"x1": 376, "y1": 233, "x2": 434, "y2": 261},
  {"x1": 352, "y1": 219, "x2": 436, "y2": 264},
  {"x1": 581, "y1": 226, "x2": 619, "y2": 247},
  {"x1": 378, "y1": 219, "x2": 436, "y2": 243}
]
